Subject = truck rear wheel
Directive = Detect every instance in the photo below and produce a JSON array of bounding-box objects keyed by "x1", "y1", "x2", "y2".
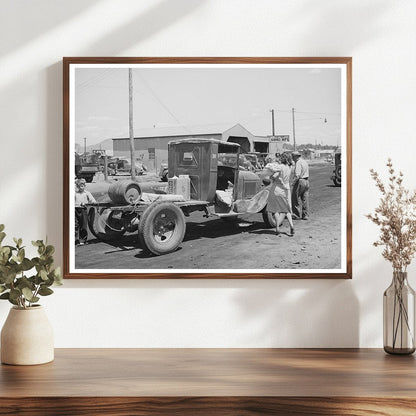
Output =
[
  {"x1": 333, "y1": 166, "x2": 341, "y2": 187},
  {"x1": 138, "y1": 202, "x2": 186, "y2": 255},
  {"x1": 88, "y1": 207, "x2": 126, "y2": 241},
  {"x1": 262, "y1": 209, "x2": 276, "y2": 228}
]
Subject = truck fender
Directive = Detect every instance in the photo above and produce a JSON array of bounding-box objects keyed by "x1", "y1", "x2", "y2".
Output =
[{"x1": 233, "y1": 188, "x2": 270, "y2": 214}]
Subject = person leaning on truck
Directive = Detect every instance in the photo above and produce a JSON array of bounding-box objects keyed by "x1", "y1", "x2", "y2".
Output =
[
  {"x1": 264, "y1": 153, "x2": 295, "y2": 236},
  {"x1": 291, "y1": 151, "x2": 310, "y2": 220},
  {"x1": 75, "y1": 178, "x2": 96, "y2": 245}
]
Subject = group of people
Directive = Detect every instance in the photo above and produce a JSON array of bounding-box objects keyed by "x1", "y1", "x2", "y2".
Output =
[
  {"x1": 74, "y1": 152, "x2": 310, "y2": 244},
  {"x1": 264, "y1": 151, "x2": 310, "y2": 236}
]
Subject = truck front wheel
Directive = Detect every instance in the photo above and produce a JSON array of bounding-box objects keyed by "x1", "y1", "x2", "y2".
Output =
[
  {"x1": 88, "y1": 207, "x2": 126, "y2": 241},
  {"x1": 138, "y1": 202, "x2": 186, "y2": 255}
]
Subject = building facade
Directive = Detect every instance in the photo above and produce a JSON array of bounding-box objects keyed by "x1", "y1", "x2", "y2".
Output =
[{"x1": 112, "y1": 124, "x2": 282, "y2": 172}]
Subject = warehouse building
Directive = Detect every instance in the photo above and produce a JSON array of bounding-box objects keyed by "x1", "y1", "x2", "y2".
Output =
[{"x1": 112, "y1": 123, "x2": 276, "y2": 172}]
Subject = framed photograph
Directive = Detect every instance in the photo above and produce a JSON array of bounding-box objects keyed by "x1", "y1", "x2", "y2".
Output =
[{"x1": 63, "y1": 57, "x2": 352, "y2": 279}]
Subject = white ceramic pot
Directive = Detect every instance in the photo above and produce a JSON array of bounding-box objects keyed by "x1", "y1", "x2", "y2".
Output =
[{"x1": 1, "y1": 305, "x2": 54, "y2": 365}]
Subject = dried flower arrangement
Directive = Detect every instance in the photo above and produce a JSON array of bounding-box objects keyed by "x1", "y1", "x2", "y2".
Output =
[
  {"x1": 366, "y1": 159, "x2": 416, "y2": 272},
  {"x1": 367, "y1": 159, "x2": 416, "y2": 354}
]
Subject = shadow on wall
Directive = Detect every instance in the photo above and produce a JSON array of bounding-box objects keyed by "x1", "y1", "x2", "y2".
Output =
[
  {"x1": 45, "y1": 0, "x2": 204, "y2": 262},
  {"x1": 289, "y1": 0, "x2": 393, "y2": 52},
  {"x1": 0, "y1": 0, "x2": 101, "y2": 56},
  {"x1": 46, "y1": 62, "x2": 64, "y2": 261},
  {"x1": 1, "y1": 0, "x2": 204, "y2": 56},
  {"x1": 84, "y1": 0, "x2": 205, "y2": 55},
  {"x1": 233, "y1": 280, "x2": 359, "y2": 348}
]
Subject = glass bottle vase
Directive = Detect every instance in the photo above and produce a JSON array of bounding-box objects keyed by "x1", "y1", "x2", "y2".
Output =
[{"x1": 383, "y1": 271, "x2": 416, "y2": 355}]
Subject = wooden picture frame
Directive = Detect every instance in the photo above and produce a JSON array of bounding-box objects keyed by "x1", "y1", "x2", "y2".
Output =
[{"x1": 63, "y1": 57, "x2": 352, "y2": 279}]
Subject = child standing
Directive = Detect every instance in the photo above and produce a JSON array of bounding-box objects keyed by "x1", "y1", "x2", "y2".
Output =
[{"x1": 75, "y1": 178, "x2": 96, "y2": 245}]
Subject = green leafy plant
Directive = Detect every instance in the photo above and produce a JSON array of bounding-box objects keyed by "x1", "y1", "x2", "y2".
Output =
[{"x1": 0, "y1": 224, "x2": 62, "y2": 309}]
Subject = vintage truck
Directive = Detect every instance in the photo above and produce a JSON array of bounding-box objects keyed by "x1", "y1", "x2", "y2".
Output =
[
  {"x1": 75, "y1": 152, "x2": 99, "y2": 183},
  {"x1": 86, "y1": 138, "x2": 276, "y2": 255},
  {"x1": 75, "y1": 150, "x2": 118, "y2": 182}
]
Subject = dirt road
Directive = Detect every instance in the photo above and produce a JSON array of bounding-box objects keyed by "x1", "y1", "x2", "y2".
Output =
[{"x1": 76, "y1": 163, "x2": 341, "y2": 271}]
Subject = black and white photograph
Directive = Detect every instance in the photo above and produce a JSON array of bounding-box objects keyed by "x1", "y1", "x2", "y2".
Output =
[{"x1": 63, "y1": 58, "x2": 351, "y2": 278}]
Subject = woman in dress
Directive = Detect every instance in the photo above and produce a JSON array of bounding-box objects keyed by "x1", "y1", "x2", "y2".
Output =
[{"x1": 264, "y1": 152, "x2": 295, "y2": 236}]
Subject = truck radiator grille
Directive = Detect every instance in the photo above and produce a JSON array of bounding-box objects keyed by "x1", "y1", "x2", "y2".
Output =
[{"x1": 243, "y1": 181, "x2": 258, "y2": 199}]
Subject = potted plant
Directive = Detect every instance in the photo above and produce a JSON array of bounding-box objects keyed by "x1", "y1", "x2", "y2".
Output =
[
  {"x1": 0, "y1": 224, "x2": 62, "y2": 365},
  {"x1": 367, "y1": 159, "x2": 416, "y2": 354}
]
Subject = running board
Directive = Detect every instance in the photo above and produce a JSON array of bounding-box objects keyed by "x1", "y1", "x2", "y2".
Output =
[{"x1": 212, "y1": 212, "x2": 239, "y2": 218}]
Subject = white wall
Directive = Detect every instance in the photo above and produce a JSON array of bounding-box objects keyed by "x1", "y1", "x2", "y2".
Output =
[{"x1": 1, "y1": 0, "x2": 415, "y2": 348}]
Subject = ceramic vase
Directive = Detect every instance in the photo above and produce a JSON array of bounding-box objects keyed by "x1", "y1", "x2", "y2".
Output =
[{"x1": 1, "y1": 305, "x2": 54, "y2": 365}]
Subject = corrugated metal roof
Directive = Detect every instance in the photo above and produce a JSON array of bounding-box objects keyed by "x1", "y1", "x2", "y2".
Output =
[
  {"x1": 112, "y1": 123, "x2": 234, "y2": 140},
  {"x1": 168, "y1": 138, "x2": 240, "y2": 147}
]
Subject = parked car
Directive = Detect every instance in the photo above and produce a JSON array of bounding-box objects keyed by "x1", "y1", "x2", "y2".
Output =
[
  {"x1": 86, "y1": 138, "x2": 275, "y2": 255},
  {"x1": 242, "y1": 153, "x2": 262, "y2": 171}
]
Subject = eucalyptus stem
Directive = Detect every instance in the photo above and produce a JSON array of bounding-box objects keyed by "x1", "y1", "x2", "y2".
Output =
[
  {"x1": 392, "y1": 285, "x2": 397, "y2": 346},
  {"x1": 0, "y1": 224, "x2": 63, "y2": 308}
]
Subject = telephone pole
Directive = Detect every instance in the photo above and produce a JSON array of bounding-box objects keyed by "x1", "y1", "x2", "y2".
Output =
[
  {"x1": 128, "y1": 68, "x2": 136, "y2": 180},
  {"x1": 83, "y1": 137, "x2": 87, "y2": 154},
  {"x1": 292, "y1": 108, "x2": 296, "y2": 151},
  {"x1": 270, "y1": 109, "x2": 275, "y2": 137}
]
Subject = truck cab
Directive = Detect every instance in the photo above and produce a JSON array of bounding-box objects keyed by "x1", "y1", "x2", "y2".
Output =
[{"x1": 168, "y1": 138, "x2": 262, "y2": 211}]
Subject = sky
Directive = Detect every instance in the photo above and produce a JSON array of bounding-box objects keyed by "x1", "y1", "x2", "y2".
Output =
[{"x1": 74, "y1": 64, "x2": 343, "y2": 148}]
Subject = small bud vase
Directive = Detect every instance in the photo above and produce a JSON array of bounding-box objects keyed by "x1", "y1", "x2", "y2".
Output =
[
  {"x1": 1, "y1": 305, "x2": 54, "y2": 365},
  {"x1": 383, "y1": 271, "x2": 415, "y2": 355}
]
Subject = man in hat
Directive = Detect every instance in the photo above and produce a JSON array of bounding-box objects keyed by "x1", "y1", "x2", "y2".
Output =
[{"x1": 291, "y1": 151, "x2": 310, "y2": 220}]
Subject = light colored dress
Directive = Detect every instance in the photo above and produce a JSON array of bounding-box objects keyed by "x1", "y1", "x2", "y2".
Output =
[
  {"x1": 75, "y1": 190, "x2": 96, "y2": 207},
  {"x1": 265, "y1": 163, "x2": 292, "y2": 214}
]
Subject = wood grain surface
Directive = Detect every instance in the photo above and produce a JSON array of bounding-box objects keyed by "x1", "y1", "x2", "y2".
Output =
[{"x1": 1, "y1": 348, "x2": 415, "y2": 415}]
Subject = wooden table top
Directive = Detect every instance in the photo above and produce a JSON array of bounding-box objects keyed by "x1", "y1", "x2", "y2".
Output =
[{"x1": 1, "y1": 348, "x2": 415, "y2": 398}]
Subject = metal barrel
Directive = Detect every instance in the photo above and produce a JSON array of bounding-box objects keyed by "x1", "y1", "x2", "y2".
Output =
[
  {"x1": 108, "y1": 180, "x2": 142, "y2": 204},
  {"x1": 87, "y1": 179, "x2": 168, "y2": 205}
]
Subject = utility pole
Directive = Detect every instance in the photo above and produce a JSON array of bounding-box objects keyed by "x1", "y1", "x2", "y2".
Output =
[
  {"x1": 128, "y1": 68, "x2": 136, "y2": 180},
  {"x1": 270, "y1": 109, "x2": 275, "y2": 137},
  {"x1": 104, "y1": 154, "x2": 108, "y2": 181},
  {"x1": 83, "y1": 137, "x2": 87, "y2": 154},
  {"x1": 292, "y1": 108, "x2": 296, "y2": 151}
]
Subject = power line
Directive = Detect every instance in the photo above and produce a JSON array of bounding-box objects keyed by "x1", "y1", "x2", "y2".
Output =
[
  {"x1": 134, "y1": 71, "x2": 192, "y2": 134},
  {"x1": 275, "y1": 109, "x2": 341, "y2": 116},
  {"x1": 76, "y1": 68, "x2": 114, "y2": 90}
]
